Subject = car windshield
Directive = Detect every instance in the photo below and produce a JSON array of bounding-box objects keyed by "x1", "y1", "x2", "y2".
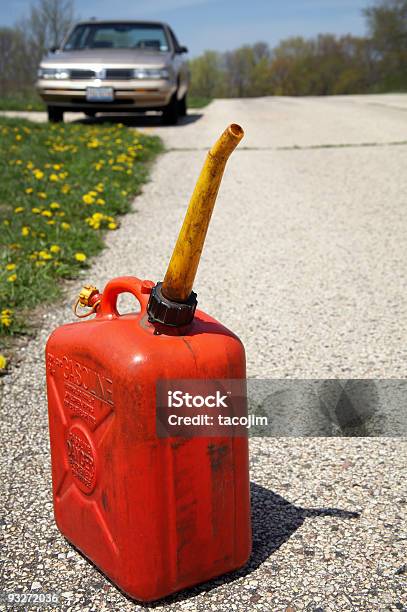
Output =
[{"x1": 64, "y1": 23, "x2": 170, "y2": 52}]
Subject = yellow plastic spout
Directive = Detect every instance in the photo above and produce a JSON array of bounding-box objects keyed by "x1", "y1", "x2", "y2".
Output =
[{"x1": 162, "y1": 123, "x2": 244, "y2": 302}]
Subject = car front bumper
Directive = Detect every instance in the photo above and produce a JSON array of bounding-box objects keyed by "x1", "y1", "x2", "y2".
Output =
[{"x1": 36, "y1": 79, "x2": 176, "y2": 111}]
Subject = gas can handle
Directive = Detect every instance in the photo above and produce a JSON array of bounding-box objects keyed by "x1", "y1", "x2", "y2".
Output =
[{"x1": 98, "y1": 276, "x2": 154, "y2": 318}]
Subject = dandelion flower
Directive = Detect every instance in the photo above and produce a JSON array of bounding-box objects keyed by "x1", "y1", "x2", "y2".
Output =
[
  {"x1": 5, "y1": 263, "x2": 16, "y2": 271},
  {"x1": 34, "y1": 169, "x2": 44, "y2": 180},
  {"x1": 14, "y1": 207, "x2": 24, "y2": 213},
  {"x1": 74, "y1": 252, "x2": 87, "y2": 262},
  {"x1": 0, "y1": 355, "x2": 7, "y2": 370},
  {"x1": 21, "y1": 226, "x2": 30, "y2": 237},
  {"x1": 1, "y1": 313, "x2": 12, "y2": 327},
  {"x1": 108, "y1": 222, "x2": 117, "y2": 230},
  {"x1": 50, "y1": 245, "x2": 61, "y2": 253},
  {"x1": 7, "y1": 274, "x2": 17, "y2": 282},
  {"x1": 25, "y1": 187, "x2": 33, "y2": 194},
  {"x1": 50, "y1": 202, "x2": 60, "y2": 209},
  {"x1": 61, "y1": 222, "x2": 71, "y2": 230},
  {"x1": 38, "y1": 250, "x2": 52, "y2": 260},
  {"x1": 82, "y1": 194, "x2": 95, "y2": 205}
]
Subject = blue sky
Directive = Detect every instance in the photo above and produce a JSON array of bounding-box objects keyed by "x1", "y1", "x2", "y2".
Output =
[{"x1": 1, "y1": 0, "x2": 369, "y2": 56}]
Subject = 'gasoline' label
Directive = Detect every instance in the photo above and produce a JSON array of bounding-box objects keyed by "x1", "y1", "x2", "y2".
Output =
[{"x1": 66, "y1": 426, "x2": 96, "y2": 494}]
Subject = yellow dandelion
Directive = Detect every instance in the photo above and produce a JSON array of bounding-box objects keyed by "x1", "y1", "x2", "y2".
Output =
[
  {"x1": 50, "y1": 202, "x2": 60, "y2": 209},
  {"x1": 21, "y1": 226, "x2": 30, "y2": 237},
  {"x1": 5, "y1": 263, "x2": 16, "y2": 271},
  {"x1": 37, "y1": 192, "x2": 47, "y2": 199},
  {"x1": 7, "y1": 274, "x2": 17, "y2": 282},
  {"x1": 87, "y1": 139, "x2": 101, "y2": 148},
  {"x1": 74, "y1": 252, "x2": 87, "y2": 262},
  {"x1": 108, "y1": 222, "x2": 117, "y2": 230},
  {"x1": 82, "y1": 194, "x2": 95, "y2": 205},
  {"x1": 41, "y1": 210, "x2": 52, "y2": 217},
  {"x1": 50, "y1": 245, "x2": 61, "y2": 253},
  {"x1": 0, "y1": 355, "x2": 7, "y2": 370},
  {"x1": 1, "y1": 314, "x2": 12, "y2": 327},
  {"x1": 96, "y1": 198, "x2": 105, "y2": 205},
  {"x1": 31, "y1": 207, "x2": 41, "y2": 214},
  {"x1": 61, "y1": 222, "x2": 71, "y2": 230},
  {"x1": 38, "y1": 250, "x2": 52, "y2": 260},
  {"x1": 14, "y1": 207, "x2": 24, "y2": 213},
  {"x1": 34, "y1": 170, "x2": 44, "y2": 180},
  {"x1": 35, "y1": 261, "x2": 46, "y2": 267},
  {"x1": 49, "y1": 173, "x2": 59, "y2": 182},
  {"x1": 25, "y1": 187, "x2": 34, "y2": 194}
]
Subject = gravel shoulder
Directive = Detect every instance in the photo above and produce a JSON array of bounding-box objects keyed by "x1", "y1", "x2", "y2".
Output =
[{"x1": 1, "y1": 95, "x2": 407, "y2": 611}]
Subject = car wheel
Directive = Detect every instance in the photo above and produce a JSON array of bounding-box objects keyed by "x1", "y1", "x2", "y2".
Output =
[
  {"x1": 47, "y1": 107, "x2": 64, "y2": 123},
  {"x1": 162, "y1": 93, "x2": 179, "y2": 125},
  {"x1": 85, "y1": 111, "x2": 96, "y2": 118},
  {"x1": 178, "y1": 94, "x2": 187, "y2": 117}
]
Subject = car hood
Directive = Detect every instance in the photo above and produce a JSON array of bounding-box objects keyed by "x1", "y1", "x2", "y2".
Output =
[{"x1": 42, "y1": 49, "x2": 172, "y2": 67}]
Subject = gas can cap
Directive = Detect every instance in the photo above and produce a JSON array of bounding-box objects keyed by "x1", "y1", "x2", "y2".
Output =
[{"x1": 147, "y1": 282, "x2": 197, "y2": 327}]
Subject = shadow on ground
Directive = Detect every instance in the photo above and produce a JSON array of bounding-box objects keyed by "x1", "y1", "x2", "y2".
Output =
[
  {"x1": 81, "y1": 482, "x2": 359, "y2": 607},
  {"x1": 144, "y1": 482, "x2": 360, "y2": 607},
  {"x1": 75, "y1": 112, "x2": 203, "y2": 128}
]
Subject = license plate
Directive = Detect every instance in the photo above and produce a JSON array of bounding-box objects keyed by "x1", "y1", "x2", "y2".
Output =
[{"x1": 86, "y1": 87, "x2": 114, "y2": 102}]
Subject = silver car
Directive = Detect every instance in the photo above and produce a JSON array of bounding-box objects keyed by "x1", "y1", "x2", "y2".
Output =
[{"x1": 36, "y1": 20, "x2": 189, "y2": 124}]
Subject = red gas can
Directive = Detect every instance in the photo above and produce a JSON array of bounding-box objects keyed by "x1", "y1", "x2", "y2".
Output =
[{"x1": 45, "y1": 124, "x2": 251, "y2": 601}]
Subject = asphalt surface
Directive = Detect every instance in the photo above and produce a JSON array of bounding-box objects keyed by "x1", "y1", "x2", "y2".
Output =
[{"x1": 1, "y1": 96, "x2": 407, "y2": 611}]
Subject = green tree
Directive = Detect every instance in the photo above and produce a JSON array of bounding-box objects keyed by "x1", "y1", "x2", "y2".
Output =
[
  {"x1": 364, "y1": 0, "x2": 407, "y2": 90},
  {"x1": 188, "y1": 51, "x2": 225, "y2": 98}
]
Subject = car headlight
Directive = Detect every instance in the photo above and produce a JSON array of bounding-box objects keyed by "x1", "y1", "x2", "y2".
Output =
[
  {"x1": 133, "y1": 67, "x2": 170, "y2": 80},
  {"x1": 37, "y1": 68, "x2": 70, "y2": 80}
]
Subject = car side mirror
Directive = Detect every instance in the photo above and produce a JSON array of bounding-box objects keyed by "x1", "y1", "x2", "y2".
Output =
[{"x1": 178, "y1": 45, "x2": 188, "y2": 54}]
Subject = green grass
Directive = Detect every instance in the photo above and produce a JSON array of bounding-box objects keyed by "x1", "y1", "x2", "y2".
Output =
[
  {"x1": 188, "y1": 96, "x2": 212, "y2": 109},
  {"x1": 0, "y1": 94, "x2": 45, "y2": 112},
  {"x1": 0, "y1": 117, "x2": 162, "y2": 344}
]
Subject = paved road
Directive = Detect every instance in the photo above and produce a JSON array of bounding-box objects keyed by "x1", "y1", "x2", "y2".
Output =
[{"x1": 1, "y1": 96, "x2": 406, "y2": 611}]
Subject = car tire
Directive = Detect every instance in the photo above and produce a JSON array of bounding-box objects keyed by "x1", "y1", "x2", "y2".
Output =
[
  {"x1": 47, "y1": 107, "x2": 64, "y2": 123},
  {"x1": 162, "y1": 93, "x2": 179, "y2": 125},
  {"x1": 85, "y1": 111, "x2": 96, "y2": 118},
  {"x1": 178, "y1": 94, "x2": 187, "y2": 117}
]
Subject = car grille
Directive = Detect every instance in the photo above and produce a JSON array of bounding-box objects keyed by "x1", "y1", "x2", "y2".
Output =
[
  {"x1": 70, "y1": 69, "x2": 96, "y2": 79},
  {"x1": 68, "y1": 68, "x2": 134, "y2": 80},
  {"x1": 105, "y1": 69, "x2": 133, "y2": 79}
]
